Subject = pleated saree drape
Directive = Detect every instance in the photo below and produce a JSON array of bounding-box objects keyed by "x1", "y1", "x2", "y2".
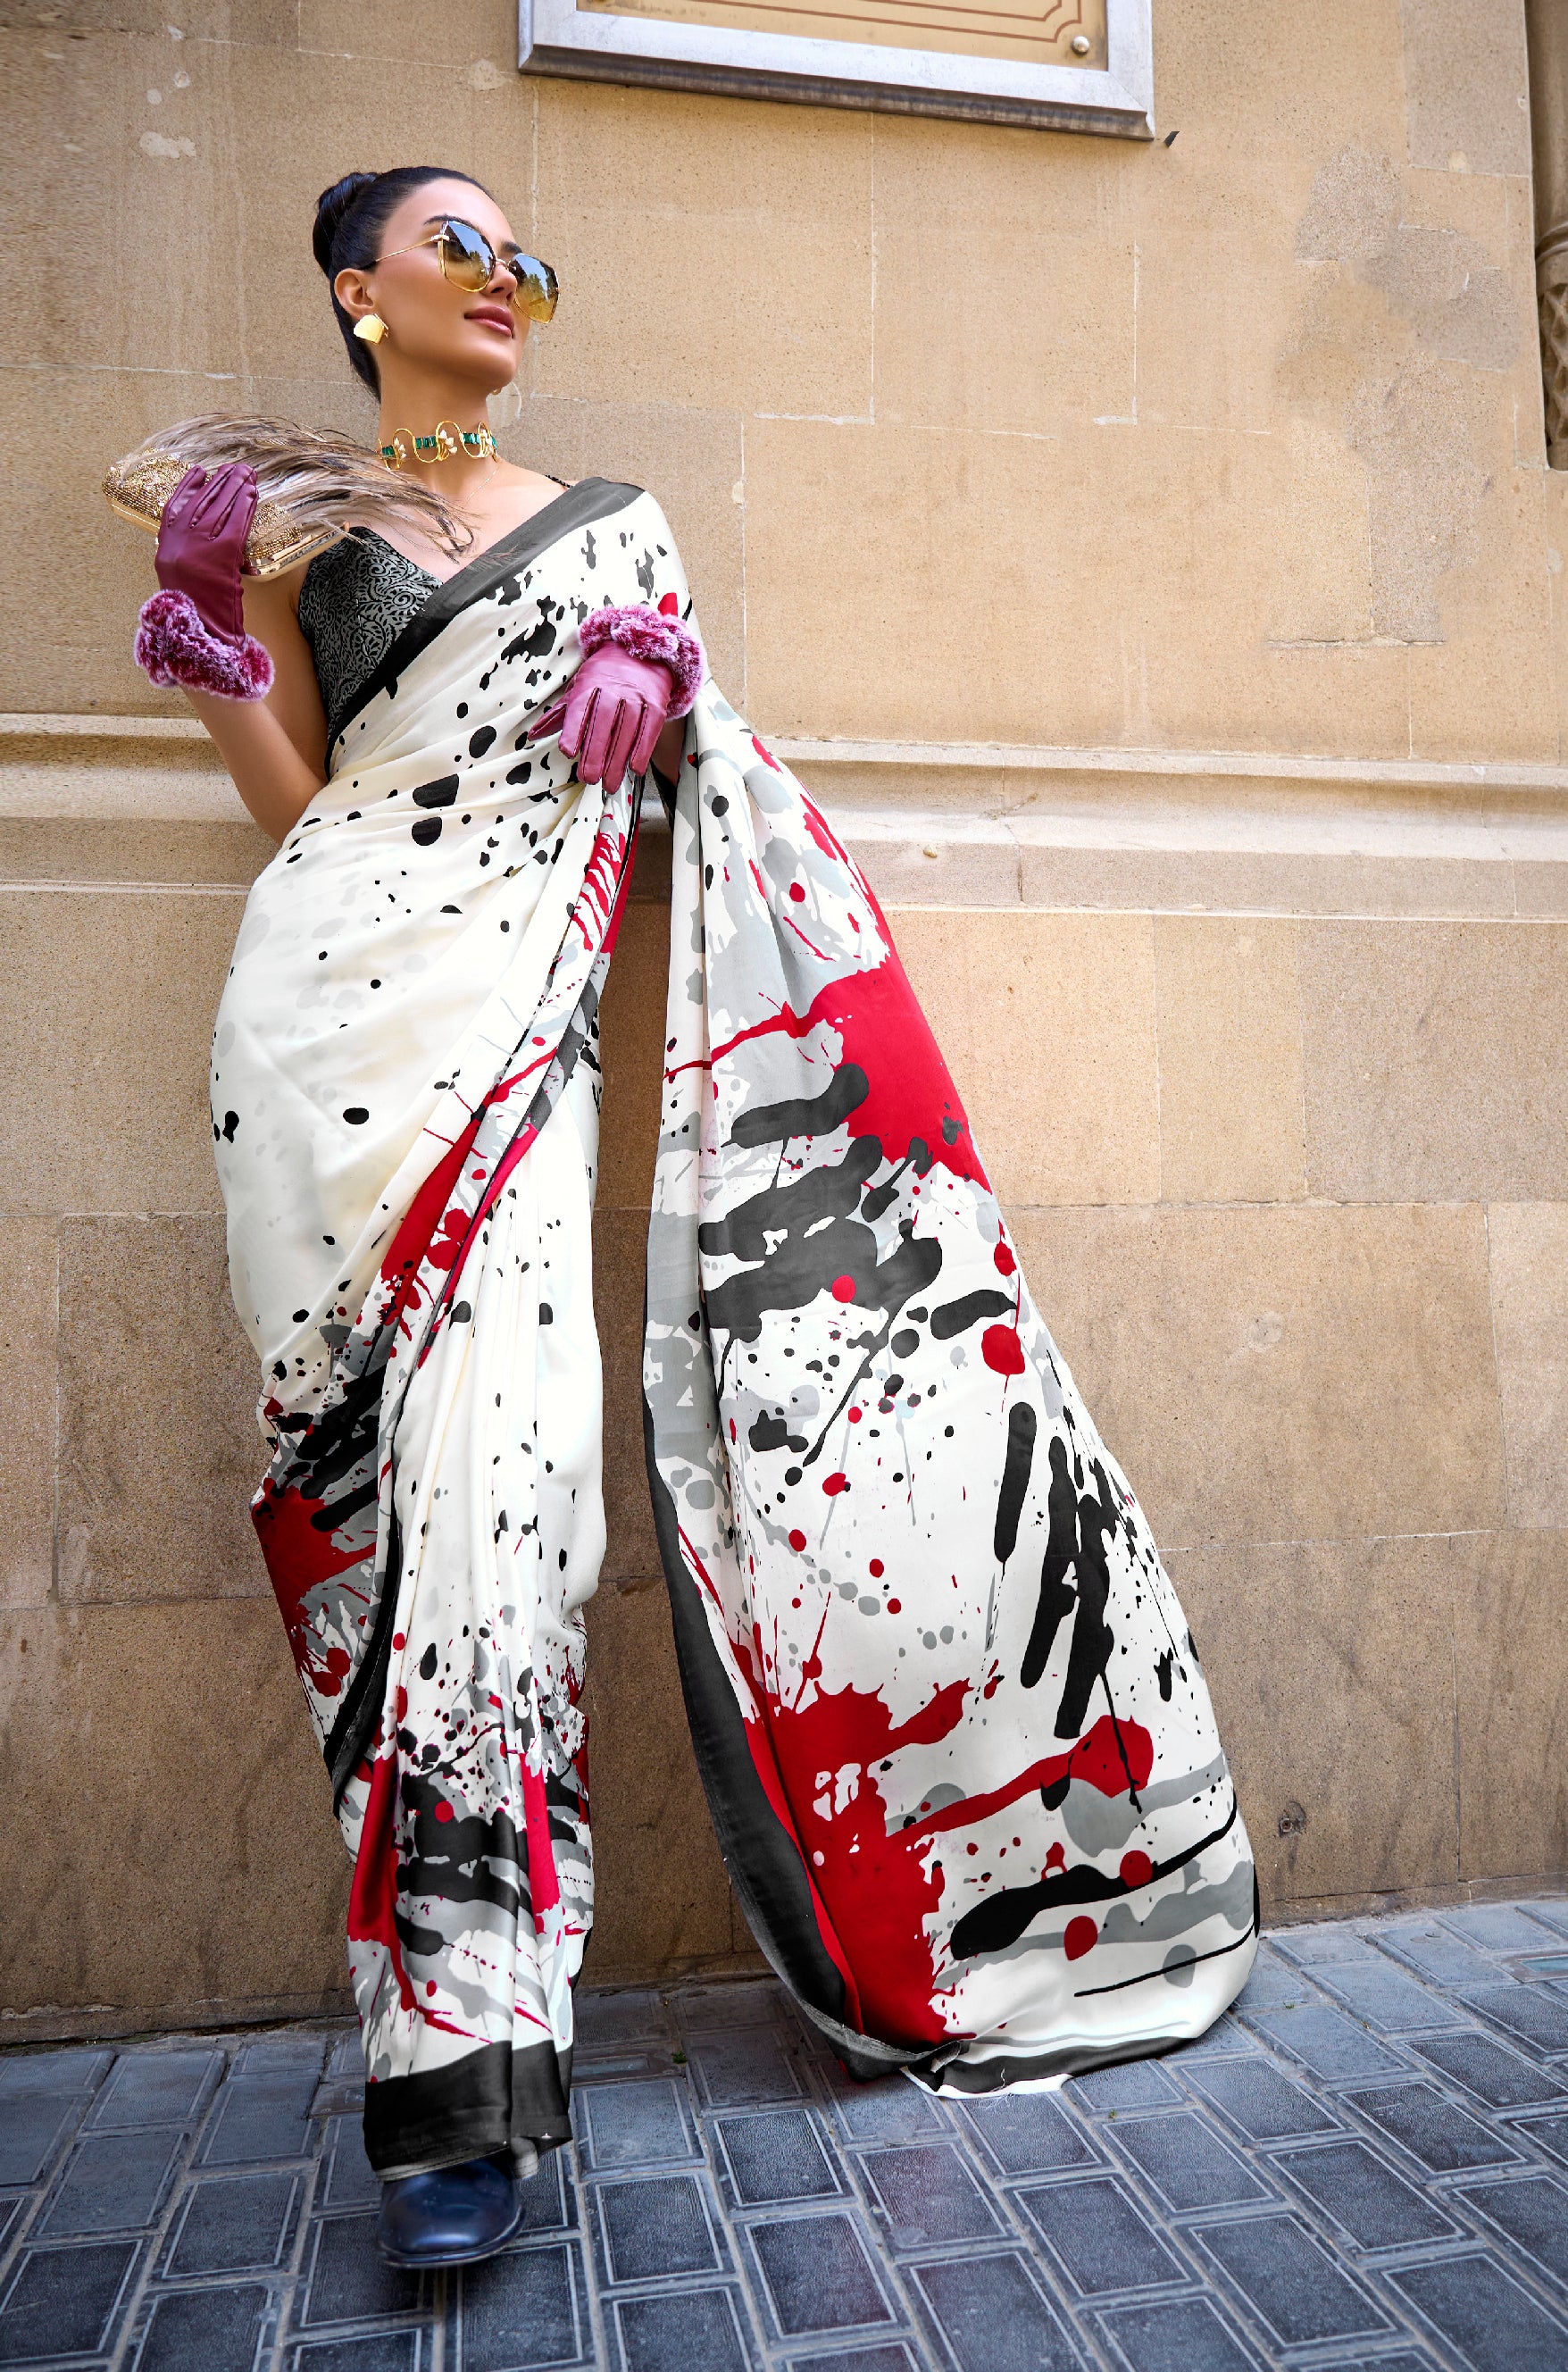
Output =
[{"x1": 214, "y1": 478, "x2": 1256, "y2": 2178}]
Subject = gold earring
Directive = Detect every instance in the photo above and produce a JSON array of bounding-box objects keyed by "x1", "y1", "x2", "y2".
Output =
[{"x1": 354, "y1": 313, "x2": 387, "y2": 346}]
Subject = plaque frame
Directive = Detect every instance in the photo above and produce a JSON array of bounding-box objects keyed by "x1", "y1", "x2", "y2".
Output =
[{"x1": 518, "y1": 0, "x2": 1153, "y2": 138}]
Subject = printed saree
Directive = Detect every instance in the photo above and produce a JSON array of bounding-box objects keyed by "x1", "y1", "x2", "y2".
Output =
[{"x1": 214, "y1": 477, "x2": 1256, "y2": 2179}]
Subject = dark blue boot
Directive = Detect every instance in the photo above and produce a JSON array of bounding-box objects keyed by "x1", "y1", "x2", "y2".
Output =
[{"x1": 377, "y1": 2153, "x2": 522, "y2": 2268}]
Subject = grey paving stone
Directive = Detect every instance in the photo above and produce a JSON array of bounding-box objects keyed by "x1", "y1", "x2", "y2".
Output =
[
  {"x1": 715, "y1": 2110, "x2": 839, "y2": 2204},
  {"x1": 1441, "y1": 1903, "x2": 1565, "y2": 1953},
  {"x1": 1189, "y1": 2213, "x2": 1392, "y2": 2347},
  {"x1": 320, "y1": 2120, "x2": 379, "y2": 2212},
  {"x1": 1461, "y1": 1980, "x2": 1568, "y2": 2055},
  {"x1": 596, "y1": 2175, "x2": 719, "y2": 2283},
  {"x1": 87, "y1": 2050, "x2": 220, "y2": 2133},
  {"x1": 0, "y1": 2240, "x2": 138, "y2": 2362},
  {"x1": 165, "y1": 2173, "x2": 297, "y2": 2276},
  {"x1": 575, "y1": 1992, "x2": 672, "y2": 2049},
  {"x1": 204, "y1": 2042, "x2": 324, "y2": 2168},
  {"x1": 957, "y1": 2092, "x2": 1097, "y2": 2176},
  {"x1": 1390, "y1": 2250, "x2": 1568, "y2": 2369},
  {"x1": 0, "y1": 2050, "x2": 113, "y2": 2101},
  {"x1": 674, "y1": 1983, "x2": 788, "y2": 2034},
  {"x1": 1379, "y1": 1922, "x2": 1506, "y2": 1988},
  {"x1": 299, "y1": 2213, "x2": 422, "y2": 2326},
  {"x1": 748, "y1": 2214, "x2": 892, "y2": 2338},
  {"x1": 857, "y1": 2143, "x2": 1002, "y2": 2247},
  {"x1": 1272, "y1": 1924, "x2": 1383, "y2": 1966},
  {"x1": 1240, "y1": 2003, "x2": 1406, "y2": 2082},
  {"x1": 1519, "y1": 2111, "x2": 1568, "y2": 2169},
  {"x1": 459, "y1": 2241, "x2": 583, "y2": 2370},
  {"x1": 1071, "y1": 2059, "x2": 1182, "y2": 2114},
  {"x1": 578, "y1": 2081, "x2": 694, "y2": 2170},
  {"x1": 912, "y1": 2251, "x2": 1084, "y2": 2372},
  {"x1": 0, "y1": 2207, "x2": 16, "y2": 2257},
  {"x1": 1172, "y1": 2017, "x2": 1254, "y2": 2060},
  {"x1": 614, "y1": 2288, "x2": 748, "y2": 2372},
  {"x1": 289, "y1": 2338, "x2": 422, "y2": 2372},
  {"x1": 687, "y1": 2031, "x2": 804, "y2": 2109},
  {"x1": 1271, "y1": 2137, "x2": 1461, "y2": 2249},
  {"x1": 1314, "y1": 1963, "x2": 1467, "y2": 2033},
  {"x1": 1109, "y1": 2114, "x2": 1272, "y2": 2212},
  {"x1": 516, "y1": 2151, "x2": 572, "y2": 2235},
  {"x1": 0, "y1": 2100, "x2": 82, "y2": 2188},
  {"x1": 36, "y1": 2126, "x2": 184, "y2": 2237},
  {"x1": 826, "y1": 2082, "x2": 947, "y2": 2145},
  {"x1": 1097, "y1": 2294, "x2": 1263, "y2": 2372},
  {"x1": 134, "y1": 2281, "x2": 271, "y2": 2372},
  {"x1": 1527, "y1": 1903, "x2": 1568, "y2": 1939},
  {"x1": 1185, "y1": 2058, "x2": 1342, "y2": 2140},
  {"x1": 1344, "y1": 2079, "x2": 1522, "y2": 2171},
  {"x1": 1410, "y1": 2028, "x2": 1568, "y2": 2108},
  {"x1": 788, "y1": 2350, "x2": 922, "y2": 2372},
  {"x1": 1457, "y1": 2173, "x2": 1568, "y2": 2288},
  {"x1": 1232, "y1": 1949, "x2": 1314, "y2": 2011},
  {"x1": 1018, "y1": 2175, "x2": 1187, "y2": 2295}
]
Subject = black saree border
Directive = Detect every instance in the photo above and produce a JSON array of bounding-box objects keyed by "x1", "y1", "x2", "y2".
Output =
[
  {"x1": 325, "y1": 475, "x2": 646, "y2": 756},
  {"x1": 362, "y1": 2035, "x2": 574, "y2": 2176}
]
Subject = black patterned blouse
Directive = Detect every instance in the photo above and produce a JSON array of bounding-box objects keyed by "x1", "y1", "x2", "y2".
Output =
[{"x1": 297, "y1": 530, "x2": 440, "y2": 749}]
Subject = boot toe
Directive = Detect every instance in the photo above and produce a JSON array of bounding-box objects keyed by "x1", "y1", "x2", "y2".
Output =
[{"x1": 378, "y1": 2156, "x2": 522, "y2": 2267}]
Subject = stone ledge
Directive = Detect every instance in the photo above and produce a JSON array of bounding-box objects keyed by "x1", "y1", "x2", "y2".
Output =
[{"x1": 7, "y1": 714, "x2": 1568, "y2": 915}]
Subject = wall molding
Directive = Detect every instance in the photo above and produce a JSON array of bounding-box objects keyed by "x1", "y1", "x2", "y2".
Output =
[{"x1": 7, "y1": 714, "x2": 1568, "y2": 917}]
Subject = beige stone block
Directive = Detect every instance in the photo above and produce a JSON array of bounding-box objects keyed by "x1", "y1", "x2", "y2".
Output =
[
  {"x1": 0, "y1": 1599, "x2": 347, "y2": 2016},
  {"x1": 299, "y1": 0, "x2": 516, "y2": 54},
  {"x1": 1407, "y1": 466, "x2": 1557, "y2": 764},
  {"x1": 895, "y1": 909, "x2": 1160, "y2": 1208},
  {"x1": 532, "y1": 81, "x2": 873, "y2": 420},
  {"x1": 869, "y1": 118, "x2": 1134, "y2": 435},
  {"x1": 1299, "y1": 920, "x2": 1568, "y2": 1201},
  {"x1": 1400, "y1": 0, "x2": 1531, "y2": 176},
  {"x1": 1546, "y1": 471, "x2": 1568, "y2": 763},
  {"x1": 0, "y1": 1220, "x2": 56, "y2": 1611},
  {"x1": 57, "y1": 1215, "x2": 266, "y2": 1603},
  {"x1": 0, "y1": 889, "x2": 238, "y2": 1217},
  {"x1": 1455, "y1": 1529, "x2": 1568, "y2": 1882},
  {"x1": 1155, "y1": 918, "x2": 1305, "y2": 1202},
  {"x1": 1015, "y1": 840, "x2": 1516, "y2": 920},
  {"x1": 1152, "y1": 0, "x2": 1408, "y2": 170},
  {"x1": 1169, "y1": 1534, "x2": 1459, "y2": 1909},
  {"x1": 1137, "y1": 212, "x2": 1302, "y2": 438},
  {"x1": 1486, "y1": 1204, "x2": 1568, "y2": 1530},
  {"x1": 594, "y1": 1205, "x2": 660, "y2": 1587},
  {"x1": 509, "y1": 397, "x2": 746, "y2": 705},
  {"x1": 581, "y1": 1577, "x2": 740, "y2": 1982},
  {"x1": 0, "y1": 365, "x2": 202, "y2": 718},
  {"x1": 840, "y1": 824, "x2": 1020, "y2": 910},
  {"x1": 742, "y1": 419, "x2": 1122, "y2": 747},
  {"x1": 597, "y1": 900, "x2": 668, "y2": 1215},
  {"x1": 1010, "y1": 1202, "x2": 1505, "y2": 1550},
  {"x1": 1263, "y1": 418, "x2": 1375, "y2": 647},
  {"x1": 0, "y1": 821, "x2": 270, "y2": 890}
]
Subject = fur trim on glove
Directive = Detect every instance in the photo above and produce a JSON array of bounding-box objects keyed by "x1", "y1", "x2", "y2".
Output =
[
  {"x1": 133, "y1": 589, "x2": 274, "y2": 701},
  {"x1": 579, "y1": 599, "x2": 705, "y2": 717}
]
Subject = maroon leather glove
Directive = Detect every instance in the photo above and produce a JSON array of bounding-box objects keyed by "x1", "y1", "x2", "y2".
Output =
[
  {"x1": 134, "y1": 463, "x2": 273, "y2": 700},
  {"x1": 530, "y1": 641, "x2": 674, "y2": 795},
  {"x1": 156, "y1": 464, "x2": 257, "y2": 636}
]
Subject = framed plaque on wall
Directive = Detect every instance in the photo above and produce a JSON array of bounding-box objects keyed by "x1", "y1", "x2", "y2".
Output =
[{"x1": 519, "y1": 0, "x2": 1153, "y2": 136}]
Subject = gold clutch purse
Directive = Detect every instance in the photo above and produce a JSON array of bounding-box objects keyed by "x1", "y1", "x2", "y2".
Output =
[{"x1": 103, "y1": 415, "x2": 468, "y2": 579}]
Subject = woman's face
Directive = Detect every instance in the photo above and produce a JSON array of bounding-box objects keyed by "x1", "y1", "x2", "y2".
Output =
[{"x1": 339, "y1": 178, "x2": 530, "y2": 394}]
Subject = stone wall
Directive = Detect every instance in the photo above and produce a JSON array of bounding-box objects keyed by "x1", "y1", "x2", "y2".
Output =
[{"x1": 4, "y1": 0, "x2": 1568, "y2": 2035}]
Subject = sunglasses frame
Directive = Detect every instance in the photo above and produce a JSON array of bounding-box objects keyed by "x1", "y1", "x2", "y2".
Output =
[{"x1": 373, "y1": 217, "x2": 560, "y2": 322}]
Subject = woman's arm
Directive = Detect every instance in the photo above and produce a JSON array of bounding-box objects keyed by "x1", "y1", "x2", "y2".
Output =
[{"x1": 179, "y1": 570, "x2": 328, "y2": 842}]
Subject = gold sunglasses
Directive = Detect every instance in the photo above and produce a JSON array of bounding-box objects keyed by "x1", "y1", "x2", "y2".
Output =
[{"x1": 375, "y1": 216, "x2": 559, "y2": 323}]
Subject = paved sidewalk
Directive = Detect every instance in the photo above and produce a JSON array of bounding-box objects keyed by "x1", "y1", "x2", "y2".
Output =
[{"x1": 5, "y1": 1902, "x2": 1568, "y2": 2369}]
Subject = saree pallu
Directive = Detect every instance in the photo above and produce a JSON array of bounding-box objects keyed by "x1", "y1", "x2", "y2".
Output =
[{"x1": 215, "y1": 478, "x2": 1256, "y2": 2179}]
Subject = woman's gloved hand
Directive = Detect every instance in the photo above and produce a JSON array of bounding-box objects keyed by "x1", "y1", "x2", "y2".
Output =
[
  {"x1": 133, "y1": 462, "x2": 275, "y2": 700},
  {"x1": 530, "y1": 640, "x2": 673, "y2": 796},
  {"x1": 530, "y1": 600, "x2": 705, "y2": 794}
]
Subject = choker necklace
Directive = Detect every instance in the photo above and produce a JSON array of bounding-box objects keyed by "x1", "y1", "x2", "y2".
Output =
[{"x1": 380, "y1": 420, "x2": 497, "y2": 472}]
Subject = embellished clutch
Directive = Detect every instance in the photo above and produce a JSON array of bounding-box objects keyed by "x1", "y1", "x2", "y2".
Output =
[{"x1": 103, "y1": 414, "x2": 469, "y2": 579}]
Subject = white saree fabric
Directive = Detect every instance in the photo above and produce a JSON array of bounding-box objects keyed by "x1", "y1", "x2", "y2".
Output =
[{"x1": 214, "y1": 476, "x2": 1255, "y2": 2178}]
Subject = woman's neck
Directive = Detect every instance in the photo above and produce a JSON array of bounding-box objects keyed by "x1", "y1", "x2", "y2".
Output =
[{"x1": 375, "y1": 368, "x2": 503, "y2": 508}]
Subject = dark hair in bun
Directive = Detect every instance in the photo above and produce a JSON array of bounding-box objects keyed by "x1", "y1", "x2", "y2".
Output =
[{"x1": 313, "y1": 167, "x2": 491, "y2": 393}]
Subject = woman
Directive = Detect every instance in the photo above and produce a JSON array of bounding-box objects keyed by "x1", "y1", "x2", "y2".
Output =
[{"x1": 134, "y1": 164, "x2": 1257, "y2": 2270}]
